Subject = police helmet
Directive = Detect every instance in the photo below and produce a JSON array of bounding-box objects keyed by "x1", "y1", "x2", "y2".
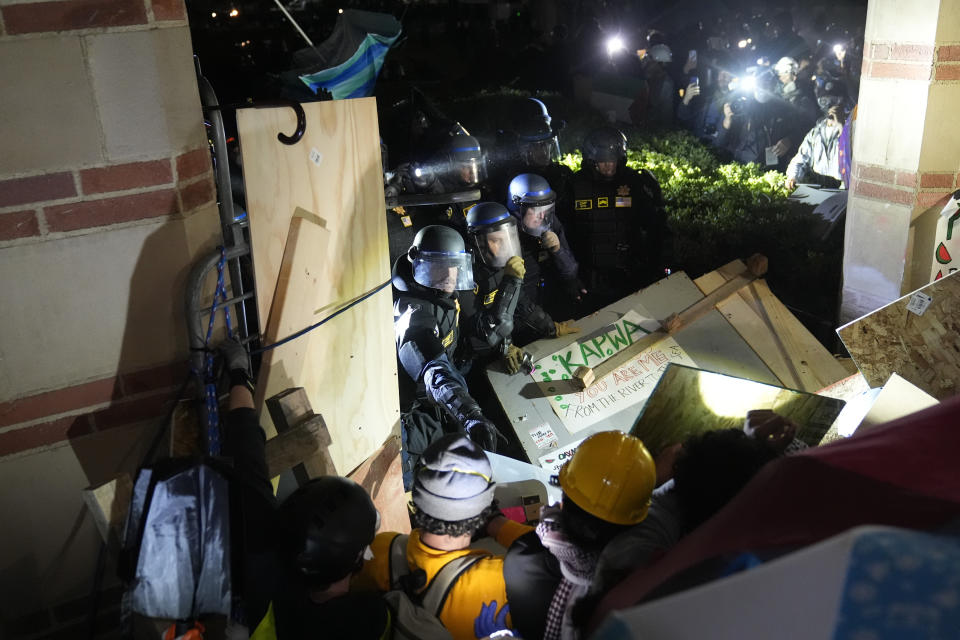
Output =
[
  {"x1": 466, "y1": 202, "x2": 522, "y2": 269},
  {"x1": 583, "y1": 127, "x2": 628, "y2": 178},
  {"x1": 408, "y1": 225, "x2": 475, "y2": 293},
  {"x1": 516, "y1": 98, "x2": 563, "y2": 167},
  {"x1": 446, "y1": 134, "x2": 486, "y2": 186},
  {"x1": 507, "y1": 173, "x2": 556, "y2": 238}
]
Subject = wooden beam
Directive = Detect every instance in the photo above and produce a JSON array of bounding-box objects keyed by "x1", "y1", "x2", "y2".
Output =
[
  {"x1": 266, "y1": 387, "x2": 336, "y2": 482},
  {"x1": 573, "y1": 255, "x2": 768, "y2": 390}
]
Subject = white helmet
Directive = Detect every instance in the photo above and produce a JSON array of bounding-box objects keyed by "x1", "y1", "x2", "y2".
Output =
[{"x1": 774, "y1": 56, "x2": 799, "y2": 76}]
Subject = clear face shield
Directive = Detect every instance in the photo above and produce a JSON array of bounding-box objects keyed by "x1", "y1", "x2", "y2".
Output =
[
  {"x1": 470, "y1": 219, "x2": 522, "y2": 269},
  {"x1": 451, "y1": 156, "x2": 487, "y2": 187},
  {"x1": 411, "y1": 250, "x2": 475, "y2": 293},
  {"x1": 520, "y1": 137, "x2": 561, "y2": 168},
  {"x1": 519, "y1": 200, "x2": 556, "y2": 237}
]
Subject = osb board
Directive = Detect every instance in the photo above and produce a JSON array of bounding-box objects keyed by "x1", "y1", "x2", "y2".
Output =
[
  {"x1": 630, "y1": 364, "x2": 845, "y2": 454},
  {"x1": 694, "y1": 260, "x2": 848, "y2": 392},
  {"x1": 346, "y1": 436, "x2": 410, "y2": 534},
  {"x1": 240, "y1": 99, "x2": 400, "y2": 475},
  {"x1": 837, "y1": 270, "x2": 960, "y2": 400}
]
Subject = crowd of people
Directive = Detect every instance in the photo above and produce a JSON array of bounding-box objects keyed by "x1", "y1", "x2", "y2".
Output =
[{"x1": 204, "y1": 346, "x2": 805, "y2": 640}]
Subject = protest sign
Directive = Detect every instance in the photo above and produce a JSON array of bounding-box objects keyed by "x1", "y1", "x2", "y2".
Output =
[{"x1": 532, "y1": 310, "x2": 697, "y2": 433}]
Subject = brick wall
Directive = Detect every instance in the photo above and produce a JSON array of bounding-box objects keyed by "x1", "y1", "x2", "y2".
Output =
[{"x1": 0, "y1": 0, "x2": 221, "y2": 634}]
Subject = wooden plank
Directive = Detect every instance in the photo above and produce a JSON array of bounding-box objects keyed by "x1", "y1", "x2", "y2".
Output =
[
  {"x1": 82, "y1": 473, "x2": 133, "y2": 544},
  {"x1": 254, "y1": 214, "x2": 331, "y2": 432},
  {"x1": 837, "y1": 271, "x2": 960, "y2": 399},
  {"x1": 239, "y1": 98, "x2": 401, "y2": 476},
  {"x1": 264, "y1": 414, "x2": 335, "y2": 480},
  {"x1": 573, "y1": 256, "x2": 768, "y2": 389},
  {"x1": 694, "y1": 260, "x2": 848, "y2": 392},
  {"x1": 346, "y1": 435, "x2": 410, "y2": 535}
]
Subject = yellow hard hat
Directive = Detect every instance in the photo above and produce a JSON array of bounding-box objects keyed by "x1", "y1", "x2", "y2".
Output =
[{"x1": 558, "y1": 431, "x2": 656, "y2": 525}]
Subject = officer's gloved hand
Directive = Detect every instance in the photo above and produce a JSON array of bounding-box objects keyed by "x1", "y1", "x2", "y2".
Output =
[
  {"x1": 503, "y1": 344, "x2": 525, "y2": 375},
  {"x1": 503, "y1": 255, "x2": 526, "y2": 280},
  {"x1": 554, "y1": 320, "x2": 581, "y2": 337},
  {"x1": 564, "y1": 278, "x2": 588, "y2": 302},
  {"x1": 541, "y1": 231, "x2": 561, "y2": 252},
  {"x1": 465, "y1": 417, "x2": 506, "y2": 453},
  {"x1": 218, "y1": 336, "x2": 251, "y2": 377}
]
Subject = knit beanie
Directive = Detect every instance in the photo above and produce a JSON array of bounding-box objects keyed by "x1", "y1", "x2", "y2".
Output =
[{"x1": 413, "y1": 433, "x2": 495, "y2": 521}]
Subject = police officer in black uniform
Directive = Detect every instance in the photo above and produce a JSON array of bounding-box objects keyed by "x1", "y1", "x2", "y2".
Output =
[
  {"x1": 460, "y1": 202, "x2": 529, "y2": 374},
  {"x1": 563, "y1": 126, "x2": 669, "y2": 314},
  {"x1": 385, "y1": 132, "x2": 489, "y2": 264},
  {"x1": 506, "y1": 173, "x2": 583, "y2": 345},
  {"x1": 392, "y1": 225, "x2": 502, "y2": 488}
]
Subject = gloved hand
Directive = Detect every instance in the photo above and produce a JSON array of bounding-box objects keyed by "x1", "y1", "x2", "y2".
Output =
[
  {"x1": 465, "y1": 417, "x2": 506, "y2": 453},
  {"x1": 503, "y1": 344, "x2": 525, "y2": 375},
  {"x1": 219, "y1": 336, "x2": 251, "y2": 377},
  {"x1": 564, "y1": 278, "x2": 588, "y2": 302},
  {"x1": 503, "y1": 255, "x2": 526, "y2": 280},
  {"x1": 554, "y1": 320, "x2": 581, "y2": 337},
  {"x1": 541, "y1": 230, "x2": 561, "y2": 252}
]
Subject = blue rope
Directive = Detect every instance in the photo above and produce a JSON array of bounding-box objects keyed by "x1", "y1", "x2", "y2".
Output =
[{"x1": 201, "y1": 247, "x2": 234, "y2": 456}]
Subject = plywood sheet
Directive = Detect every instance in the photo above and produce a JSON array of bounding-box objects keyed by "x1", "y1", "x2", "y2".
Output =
[
  {"x1": 347, "y1": 436, "x2": 410, "y2": 534},
  {"x1": 694, "y1": 260, "x2": 848, "y2": 392},
  {"x1": 240, "y1": 99, "x2": 400, "y2": 475},
  {"x1": 837, "y1": 271, "x2": 960, "y2": 400},
  {"x1": 859, "y1": 373, "x2": 938, "y2": 431},
  {"x1": 630, "y1": 364, "x2": 845, "y2": 454}
]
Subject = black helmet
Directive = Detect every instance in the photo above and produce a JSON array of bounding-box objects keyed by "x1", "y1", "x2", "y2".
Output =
[
  {"x1": 279, "y1": 476, "x2": 379, "y2": 587},
  {"x1": 583, "y1": 127, "x2": 627, "y2": 179},
  {"x1": 507, "y1": 173, "x2": 556, "y2": 237},
  {"x1": 408, "y1": 225, "x2": 475, "y2": 292},
  {"x1": 815, "y1": 77, "x2": 848, "y2": 114},
  {"x1": 466, "y1": 202, "x2": 522, "y2": 269},
  {"x1": 446, "y1": 134, "x2": 486, "y2": 186},
  {"x1": 516, "y1": 98, "x2": 563, "y2": 168}
]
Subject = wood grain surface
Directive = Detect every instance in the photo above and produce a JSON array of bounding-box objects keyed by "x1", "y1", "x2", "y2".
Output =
[
  {"x1": 240, "y1": 99, "x2": 400, "y2": 476},
  {"x1": 837, "y1": 271, "x2": 960, "y2": 399}
]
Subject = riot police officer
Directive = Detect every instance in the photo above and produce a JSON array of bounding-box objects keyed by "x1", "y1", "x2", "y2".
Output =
[
  {"x1": 384, "y1": 133, "x2": 489, "y2": 263},
  {"x1": 489, "y1": 98, "x2": 574, "y2": 215},
  {"x1": 460, "y1": 202, "x2": 529, "y2": 374},
  {"x1": 506, "y1": 173, "x2": 583, "y2": 344},
  {"x1": 392, "y1": 225, "x2": 502, "y2": 488},
  {"x1": 564, "y1": 127, "x2": 669, "y2": 313}
]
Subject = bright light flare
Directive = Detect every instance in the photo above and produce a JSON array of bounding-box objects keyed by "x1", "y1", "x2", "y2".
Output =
[
  {"x1": 606, "y1": 36, "x2": 626, "y2": 57},
  {"x1": 338, "y1": 8, "x2": 344, "y2": 13},
  {"x1": 738, "y1": 39, "x2": 748, "y2": 49},
  {"x1": 211, "y1": 11, "x2": 217, "y2": 17},
  {"x1": 229, "y1": 8, "x2": 239, "y2": 17},
  {"x1": 740, "y1": 75, "x2": 757, "y2": 91}
]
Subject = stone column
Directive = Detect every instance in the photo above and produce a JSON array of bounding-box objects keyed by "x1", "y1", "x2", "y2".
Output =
[{"x1": 842, "y1": 0, "x2": 960, "y2": 322}]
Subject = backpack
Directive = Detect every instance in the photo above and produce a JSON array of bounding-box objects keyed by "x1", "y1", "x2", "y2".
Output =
[
  {"x1": 382, "y1": 533, "x2": 487, "y2": 640},
  {"x1": 118, "y1": 457, "x2": 239, "y2": 620}
]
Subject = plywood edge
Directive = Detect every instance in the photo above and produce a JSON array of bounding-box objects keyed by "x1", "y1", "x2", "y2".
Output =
[
  {"x1": 694, "y1": 260, "x2": 848, "y2": 392},
  {"x1": 693, "y1": 261, "x2": 806, "y2": 389}
]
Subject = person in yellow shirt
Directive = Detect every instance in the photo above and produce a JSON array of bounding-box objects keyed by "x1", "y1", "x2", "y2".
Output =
[{"x1": 353, "y1": 433, "x2": 534, "y2": 640}]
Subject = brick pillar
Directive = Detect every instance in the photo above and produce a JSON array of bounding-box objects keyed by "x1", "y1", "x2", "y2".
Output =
[
  {"x1": 842, "y1": 0, "x2": 960, "y2": 321},
  {"x1": 0, "y1": 0, "x2": 221, "y2": 635}
]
